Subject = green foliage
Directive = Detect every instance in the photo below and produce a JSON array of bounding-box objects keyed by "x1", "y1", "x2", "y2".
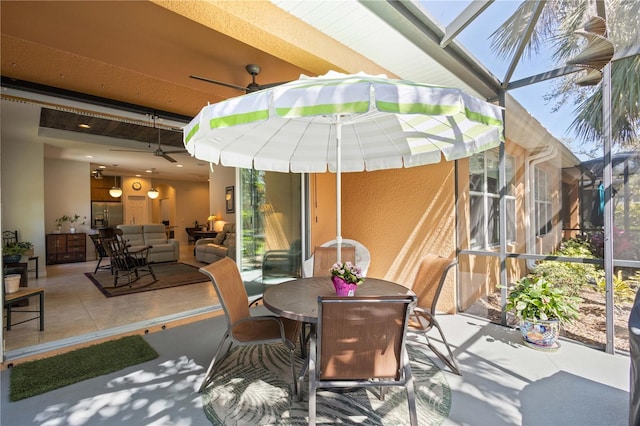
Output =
[
  {"x1": 56, "y1": 214, "x2": 86, "y2": 227},
  {"x1": 532, "y1": 238, "x2": 603, "y2": 296},
  {"x1": 596, "y1": 270, "x2": 637, "y2": 305},
  {"x1": 3, "y1": 241, "x2": 33, "y2": 256},
  {"x1": 505, "y1": 275, "x2": 581, "y2": 322},
  {"x1": 330, "y1": 262, "x2": 365, "y2": 285}
]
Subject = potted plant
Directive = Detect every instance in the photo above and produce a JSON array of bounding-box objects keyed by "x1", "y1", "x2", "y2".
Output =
[
  {"x1": 55, "y1": 214, "x2": 86, "y2": 233},
  {"x1": 3, "y1": 241, "x2": 33, "y2": 263},
  {"x1": 505, "y1": 274, "x2": 581, "y2": 350},
  {"x1": 68, "y1": 214, "x2": 86, "y2": 233},
  {"x1": 330, "y1": 262, "x2": 365, "y2": 296}
]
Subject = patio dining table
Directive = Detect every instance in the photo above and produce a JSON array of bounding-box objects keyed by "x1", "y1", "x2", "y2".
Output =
[
  {"x1": 262, "y1": 276, "x2": 415, "y2": 399},
  {"x1": 262, "y1": 276, "x2": 414, "y2": 324}
]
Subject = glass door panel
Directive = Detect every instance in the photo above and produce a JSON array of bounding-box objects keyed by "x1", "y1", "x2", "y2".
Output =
[{"x1": 239, "y1": 169, "x2": 302, "y2": 283}]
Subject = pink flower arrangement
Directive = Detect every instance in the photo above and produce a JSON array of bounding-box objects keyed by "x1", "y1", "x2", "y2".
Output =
[{"x1": 330, "y1": 262, "x2": 365, "y2": 285}]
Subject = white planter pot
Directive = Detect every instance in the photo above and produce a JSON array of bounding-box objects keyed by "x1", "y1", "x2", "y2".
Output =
[{"x1": 4, "y1": 274, "x2": 21, "y2": 293}]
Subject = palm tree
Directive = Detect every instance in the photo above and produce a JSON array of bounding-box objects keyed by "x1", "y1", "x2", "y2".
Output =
[{"x1": 490, "y1": 0, "x2": 639, "y2": 149}]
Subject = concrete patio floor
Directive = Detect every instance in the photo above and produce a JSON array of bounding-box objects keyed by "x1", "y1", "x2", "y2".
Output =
[{"x1": 1, "y1": 309, "x2": 630, "y2": 425}]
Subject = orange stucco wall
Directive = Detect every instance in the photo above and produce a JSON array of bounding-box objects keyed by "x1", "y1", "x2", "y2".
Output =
[{"x1": 311, "y1": 160, "x2": 457, "y2": 314}]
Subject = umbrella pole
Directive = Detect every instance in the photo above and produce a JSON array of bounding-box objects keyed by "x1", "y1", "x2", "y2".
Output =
[{"x1": 336, "y1": 118, "x2": 342, "y2": 264}]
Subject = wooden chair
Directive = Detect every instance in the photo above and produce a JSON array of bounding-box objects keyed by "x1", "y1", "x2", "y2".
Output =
[
  {"x1": 198, "y1": 257, "x2": 301, "y2": 394},
  {"x1": 89, "y1": 234, "x2": 111, "y2": 274},
  {"x1": 312, "y1": 246, "x2": 356, "y2": 277},
  {"x1": 99, "y1": 229, "x2": 156, "y2": 288},
  {"x1": 3, "y1": 271, "x2": 45, "y2": 331},
  {"x1": 408, "y1": 254, "x2": 461, "y2": 375},
  {"x1": 309, "y1": 295, "x2": 418, "y2": 426},
  {"x1": 2, "y1": 230, "x2": 39, "y2": 278}
]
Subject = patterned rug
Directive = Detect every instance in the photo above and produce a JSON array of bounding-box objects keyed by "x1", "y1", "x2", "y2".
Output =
[
  {"x1": 202, "y1": 342, "x2": 451, "y2": 425},
  {"x1": 85, "y1": 262, "x2": 208, "y2": 297}
]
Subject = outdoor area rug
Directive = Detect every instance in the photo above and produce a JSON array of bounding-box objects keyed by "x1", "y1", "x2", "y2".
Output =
[
  {"x1": 9, "y1": 335, "x2": 158, "y2": 401},
  {"x1": 202, "y1": 342, "x2": 451, "y2": 425},
  {"x1": 85, "y1": 262, "x2": 208, "y2": 297}
]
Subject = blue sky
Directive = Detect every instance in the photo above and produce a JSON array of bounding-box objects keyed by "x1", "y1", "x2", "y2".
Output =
[{"x1": 420, "y1": 1, "x2": 591, "y2": 158}]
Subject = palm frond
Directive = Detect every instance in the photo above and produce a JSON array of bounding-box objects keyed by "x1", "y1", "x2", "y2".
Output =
[
  {"x1": 568, "y1": 56, "x2": 640, "y2": 146},
  {"x1": 489, "y1": 1, "x2": 547, "y2": 60}
]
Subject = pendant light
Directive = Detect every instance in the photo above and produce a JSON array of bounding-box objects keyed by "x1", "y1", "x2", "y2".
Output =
[
  {"x1": 148, "y1": 176, "x2": 159, "y2": 199},
  {"x1": 109, "y1": 175, "x2": 122, "y2": 198}
]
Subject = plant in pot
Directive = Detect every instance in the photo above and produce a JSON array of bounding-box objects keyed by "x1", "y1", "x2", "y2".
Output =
[
  {"x1": 330, "y1": 262, "x2": 365, "y2": 296},
  {"x1": 3, "y1": 241, "x2": 33, "y2": 263},
  {"x1": 55, "y1": 214, "x2": 86, "y2": 233},
  {"x1": 505, "y1": 274, "x2": 581, "y2": 350},
  {"x1": 67, "y1": 214, "x2": 86, "y2": 233}
]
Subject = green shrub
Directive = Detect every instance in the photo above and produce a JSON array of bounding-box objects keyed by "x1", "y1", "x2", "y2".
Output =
[
  {"x1": 532, "y1": 238, "x2": 603, "y2": 296},
  {"x1": 596, "y1": 270, "x2": 636, "y2": 305},
  {"x1": 505, "y1": 275, "x2": 581, "y2": 322}
]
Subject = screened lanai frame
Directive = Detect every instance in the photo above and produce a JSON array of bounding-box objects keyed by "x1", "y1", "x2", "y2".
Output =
[{"x1": 370, "y1": 0, "x2": 640, "y2": 354}]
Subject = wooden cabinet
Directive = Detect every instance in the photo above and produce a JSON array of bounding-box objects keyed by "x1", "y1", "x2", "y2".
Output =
[{"x1": 46, "y1": 233, "x2": 86, "y2": 264}]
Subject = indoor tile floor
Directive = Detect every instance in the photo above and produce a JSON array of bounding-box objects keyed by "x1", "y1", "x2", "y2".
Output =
[{"x1": 2, "y1": 244, "x2": 218, "y2": 357}]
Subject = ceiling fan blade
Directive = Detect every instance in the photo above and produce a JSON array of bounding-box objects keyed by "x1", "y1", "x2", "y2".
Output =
[
  {"x1": 161, "y1": 154, "x2": 177, "y2": 163},
  {"x1": 259, "y1": 80, "x2": 291, "y2": 89},
  {"x1": 110, "y1": 149, "x2": 148, "y2": 153},
  {"x1": 161, "y1": 149, "x2": 186, "y2": 154},
  {"x1": 190, "y1": 75, "x2": 246, "y2": 91}
]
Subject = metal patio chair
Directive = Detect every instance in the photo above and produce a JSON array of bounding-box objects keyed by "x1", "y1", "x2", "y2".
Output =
[
  {"x1": 408, "y1": 254, "x2": 461, "y2": 375},
  {"x1": 308, "y1": 295, "x2": 418, "y2": 426},
  {"x1": 198, "y1": 257, "x2": 301, "y2": 394}
]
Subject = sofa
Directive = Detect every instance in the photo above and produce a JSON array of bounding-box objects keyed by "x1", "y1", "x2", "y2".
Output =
[
  {"x1": 116, "y1": 224, "x2": 180, "y2": 263},
  {"x1": 195, "y1": 223, "x2": 236, "y2": 263}
]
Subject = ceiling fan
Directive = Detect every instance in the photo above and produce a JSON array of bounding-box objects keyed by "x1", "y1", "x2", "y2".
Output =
[
  {"x1": 190, "y1": 64, "x2": 289, "y2": 93},
  {"x1": 110, "y1": 118, "x2": 184, "y2": 163}
]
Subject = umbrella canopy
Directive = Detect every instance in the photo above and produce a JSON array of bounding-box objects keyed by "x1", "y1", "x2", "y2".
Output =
[{"x1": 184, "y1": 71, "x2": 504, "y2": 262}]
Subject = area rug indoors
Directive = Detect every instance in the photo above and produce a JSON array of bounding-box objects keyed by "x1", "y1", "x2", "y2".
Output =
[
  {"x1": 85, "y1": 262, "x2": 209, "y2": 297},
  {"x1": 202, "y1": 342, "x2": 451, "y2": 425}
]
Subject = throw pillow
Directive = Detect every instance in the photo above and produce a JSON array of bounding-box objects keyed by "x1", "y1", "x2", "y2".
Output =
[{"x1": 213, "y1": 232, "x2": 225, "y2": 245}]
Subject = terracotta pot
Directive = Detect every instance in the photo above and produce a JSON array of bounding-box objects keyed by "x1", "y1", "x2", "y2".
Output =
[{"x1": 332, "y1": 276, "x2": 358, "y2": 296}]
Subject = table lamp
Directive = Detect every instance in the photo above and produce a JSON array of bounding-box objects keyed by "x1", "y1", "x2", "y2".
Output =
[{"x1": 207, "y1": 215, "x2": 217, "y2": 231}]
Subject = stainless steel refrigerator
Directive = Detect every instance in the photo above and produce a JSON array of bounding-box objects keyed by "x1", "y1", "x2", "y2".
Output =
[{"x1": 91, "y1": 202, "x2": 124, "y2": 229}]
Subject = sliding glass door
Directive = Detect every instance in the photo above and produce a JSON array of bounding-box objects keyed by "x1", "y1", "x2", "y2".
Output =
[{"x1": 239, "y1": 169, "x2": 302, "y2": 283}]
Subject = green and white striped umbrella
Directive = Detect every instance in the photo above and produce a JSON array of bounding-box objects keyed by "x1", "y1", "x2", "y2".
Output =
[{"x1": 184, "y1": 71, "x2": 504, "y2": 261}]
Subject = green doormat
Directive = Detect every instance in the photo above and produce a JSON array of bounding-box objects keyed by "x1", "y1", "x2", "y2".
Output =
[{"x1": 9, "y1": 335, "x2": 158, "y2": 401}]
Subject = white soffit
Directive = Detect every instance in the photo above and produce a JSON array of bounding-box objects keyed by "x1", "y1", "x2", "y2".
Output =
[{"x1": 270, "y1": 0, "x2": 482, "y2": 98}]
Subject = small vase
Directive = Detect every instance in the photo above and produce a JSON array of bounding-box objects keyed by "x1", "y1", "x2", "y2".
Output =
[
  {"x1": 332, "y1": 276, "x2": 358, "y2": 296},
  {"x1": 69, "y1": 227, "x2": 76, "y2": 234}
]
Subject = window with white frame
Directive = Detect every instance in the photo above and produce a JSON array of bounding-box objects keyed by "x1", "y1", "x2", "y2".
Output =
[
  {"x1": 535, "y1": 167, "x2": 552, "y2": 236},
  {"x1": 469, "y1": 149, "x2": 516, "y2": 249}
]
